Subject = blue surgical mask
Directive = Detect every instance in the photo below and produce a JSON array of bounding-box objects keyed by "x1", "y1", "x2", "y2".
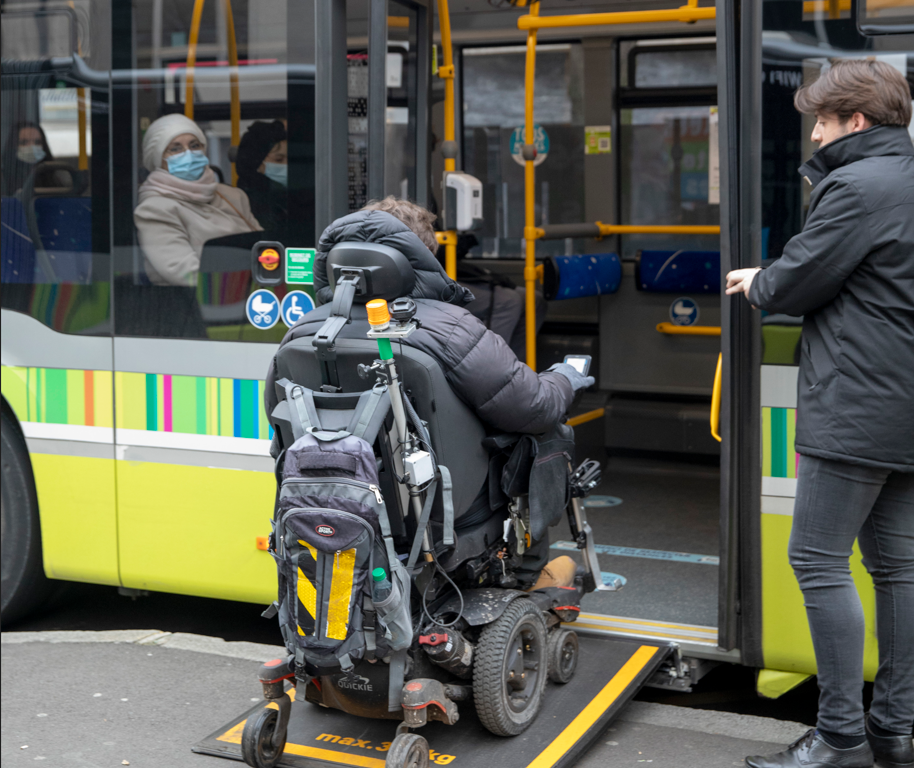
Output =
[
  {"x1": 17, "y1": 145, "x2": 46, "y2": 164},
  {"x1": 263, "y1": 161, "x2": 288, "y2": 187},
  {"x1": 166, "y1": 149, "x2": 209, "y2": 181}
]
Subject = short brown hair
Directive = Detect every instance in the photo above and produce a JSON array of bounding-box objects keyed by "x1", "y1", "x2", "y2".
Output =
[
  {"x1": 794, "y1": 59, "x2": 912, "y2": 127},
  {"x1": 362, "y1": 196, "x2": 438, "y2": 253}
]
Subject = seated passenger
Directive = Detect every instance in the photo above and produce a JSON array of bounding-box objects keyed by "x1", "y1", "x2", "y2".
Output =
[
  {"x1": 134, "y1": 114, "x2": 262, "y2": 286},
  {"x1": 1, "y1": 121, "x2": 69, "y2": 196},
  {"x1": 266, "y1": 198, "x2": 591, "y2": 588},
  {"x1": 235, "y1": 120, "x2": 288, "y2": 235}
]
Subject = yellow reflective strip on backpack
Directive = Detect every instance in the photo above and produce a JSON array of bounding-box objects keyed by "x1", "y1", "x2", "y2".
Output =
[
  {"x1": 296, "y1": 540, "x2": 318, "y2": 635},
  {"x1": 325, "y1": 548, "x2": 356, "y2": 640}
]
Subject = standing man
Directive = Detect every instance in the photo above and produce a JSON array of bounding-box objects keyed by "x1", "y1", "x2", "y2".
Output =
[{"x1": 727, "y1": 59, "x2": 914, "y2": 768}]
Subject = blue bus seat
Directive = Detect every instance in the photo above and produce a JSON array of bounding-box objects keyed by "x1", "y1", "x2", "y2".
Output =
[
  {"x1": 636, "y1": 250, "x2": 720, "y2": 294},
  {"x1": 33, "y1": 197, "x2": 93, "y2": 283},
  {"x1": 1, "y1": 197, "x2": 37, "y2": 284}
]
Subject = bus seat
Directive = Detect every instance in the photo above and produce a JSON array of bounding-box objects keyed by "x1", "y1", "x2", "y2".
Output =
[
  {"x1": 32, "y1": 197, "x2": 93, "y2": 283},
  {"x1": 197, "y1": 232, "x2": 259, "y2": 324},
  {"x1": 636, "y1": 249, "x2": 720, "y2": 294},
  {"x1": 1, "y1": 197, "x2": 36, "y2": 284}
]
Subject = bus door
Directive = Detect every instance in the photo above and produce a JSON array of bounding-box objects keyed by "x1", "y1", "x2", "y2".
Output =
[
  {"x1": 107, "y1": 0, "x2": 430, "y2": 603},
  {"x1": 0, "y1": 5, "x2": 119, "y2": 588}
]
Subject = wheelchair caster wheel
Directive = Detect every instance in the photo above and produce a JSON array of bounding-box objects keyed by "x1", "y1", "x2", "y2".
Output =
[
  {"x1": 473, "y1": 598, "x2": 548, "y2": 736},
  {"x1": 547, "y1": 628, "x2": 579, "y2": 684},
  {"x1": 241, "y1": 707, "x2": 286, "y2": 768},
  {"x1": 386, "y1": 732, "x2": 429, "y2": 768}
]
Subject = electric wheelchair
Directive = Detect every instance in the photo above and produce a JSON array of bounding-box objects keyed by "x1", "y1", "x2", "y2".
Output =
[{"x1": 242, "y1": 241, "x2": 605, "y2": 768}]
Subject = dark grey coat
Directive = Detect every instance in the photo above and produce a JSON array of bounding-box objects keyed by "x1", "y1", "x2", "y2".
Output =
[
  {"x1": 747, "y1": 125, "x2": 914, "y2": 471},
  {"x1": 266, "y1": 211, "x2": 574, "y2": 434}
]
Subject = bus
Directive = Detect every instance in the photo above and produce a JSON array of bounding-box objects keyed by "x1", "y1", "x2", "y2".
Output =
[{"x1": 2, "y1": 0, "x2": 912, "y2": 705}]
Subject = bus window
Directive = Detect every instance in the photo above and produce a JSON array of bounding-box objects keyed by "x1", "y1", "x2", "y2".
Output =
[
  {"x1": 461, "y1": 44, "x2": 586, "y2": 260},
  {"x1": 0, "y1": 5, "x2": 111, "y2": 336},
  {"x1": 112, "y1": 0, "x2": 315, "y2": 342}
]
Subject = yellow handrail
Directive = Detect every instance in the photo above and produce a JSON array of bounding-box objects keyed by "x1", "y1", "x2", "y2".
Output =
[
  {"x1": 184, "y1": 0, "x2": 205, "y2": 121},
  {"x1": 223, "y1": 0, "x2": 240, "y2": 186},
  {"x1": 67, "y1": 1, "x2": 88, "y2": 171},
  {"x1": 567, "y1": 408, "x2": 605, "y2": 427},
  {"x1": 517, "y1": 5, "x2": 716, "y2": 29},
  {"x1": 710, "y1": 352, "x2": 722, "y2": 442},
  {"x1": 185, "y1": 0, "x2": 241, "y2": 186},
  {"x1": 437, "y1": 0, "x2": 458, "y2": 279},
  {"x1": 523, "y1": 1, "x2": 540, "y2": 367},
  {"x1": 656, "y1": 322, "x2": 721, "y2": 336}
]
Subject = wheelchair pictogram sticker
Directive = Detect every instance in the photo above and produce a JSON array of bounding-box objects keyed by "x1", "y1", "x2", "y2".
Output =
[
  {"x1": 281, "y1": 290, "x2": 315, "y2": 328},
  {"x1": 246, "y1": 289, "x2": 280, "y2": 329}
]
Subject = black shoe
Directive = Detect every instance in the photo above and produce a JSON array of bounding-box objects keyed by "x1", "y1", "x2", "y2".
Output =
[
  {"x1": 746, "y1": 729, "x2": 874, "y2": 768},
  {"x1": 866, "y1": 715, "x2": 914, "y2": 768}
]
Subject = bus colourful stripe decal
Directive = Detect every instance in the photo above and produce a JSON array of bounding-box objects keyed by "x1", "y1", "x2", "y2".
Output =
[
  {"x1": 2, "y1": 366, "x2": 269, "y2": 440},
  {"x1": 163, "y1": 374, "x2": 173, "y2": 432},
  {"x1": 84, "y1": 370, "x2": 95, "y2": 426},
  {"x1": 762, "y1": 406, "x2": 798, "y2": 479}
]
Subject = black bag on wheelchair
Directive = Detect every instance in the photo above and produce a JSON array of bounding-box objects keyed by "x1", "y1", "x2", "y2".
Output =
[{"x1": 272, "y1": 378, "x2": 413, "y2": 674}]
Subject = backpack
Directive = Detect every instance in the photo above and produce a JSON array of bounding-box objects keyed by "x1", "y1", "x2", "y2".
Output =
[{"x1": 270, "y1": 379, "x2": 413, "y2": 675}]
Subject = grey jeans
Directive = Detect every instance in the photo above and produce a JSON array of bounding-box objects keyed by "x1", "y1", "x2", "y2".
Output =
[{"x1": 788, "y1": 455, "x2": 914, "y2": 737}]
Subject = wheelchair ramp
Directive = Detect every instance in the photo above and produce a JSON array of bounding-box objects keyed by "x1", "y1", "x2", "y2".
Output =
[{"x1": 193, "y1": 636, "x2": 669, "y2": 768}]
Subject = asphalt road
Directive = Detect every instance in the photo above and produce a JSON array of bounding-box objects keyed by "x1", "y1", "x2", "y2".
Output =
[{"x1": 4, "y1": 578, "x2": 865, "y2": 727}]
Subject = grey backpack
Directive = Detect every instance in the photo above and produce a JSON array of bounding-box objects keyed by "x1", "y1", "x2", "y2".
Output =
[{"x1": 271, "y1": 380, "x2": 413, "y2": 675}]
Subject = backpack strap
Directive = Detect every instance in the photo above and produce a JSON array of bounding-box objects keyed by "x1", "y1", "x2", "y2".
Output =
[
  {"x1": 439, "y1": 465, "x2": 455, "y2": 547},
  {"x1": 282, "y1": 379, "x2": 320, "y2": 439},
  {"x1": 281, "y1": 378, "x2": 353, "y2": 443},
  {"x1": 407, "y1": 478, "x2": 438, "y2": 569},
  {"x1": 347, "y1": 384, "x2": 391, "y2": 445}
]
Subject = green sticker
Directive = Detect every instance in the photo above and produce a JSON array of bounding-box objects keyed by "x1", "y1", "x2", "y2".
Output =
[
  {"x1": 285, "y1": 248, "x2": 315, "y2": 285},
  {"x1": 584, "y1": 125, "x2": 612, "y2": 155}
]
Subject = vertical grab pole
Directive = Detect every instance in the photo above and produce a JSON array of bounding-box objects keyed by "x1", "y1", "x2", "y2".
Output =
[
  {"x1": 523, "y1": 2, "x2": 540, "y2": 369},
  {"x1": 223, "y1": 0, "x2": 240, "y2": 185},
  {"x1": 185, "y1": 0, "x2": 206, "y2": 120},
  {"x1": 436, "y1": 0, "x2": 458, "y2": 279}
]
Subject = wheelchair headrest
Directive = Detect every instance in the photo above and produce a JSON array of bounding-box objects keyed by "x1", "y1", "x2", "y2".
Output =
[{"x1": 327, "y1": 241, "x2": 417, "y2": 303}]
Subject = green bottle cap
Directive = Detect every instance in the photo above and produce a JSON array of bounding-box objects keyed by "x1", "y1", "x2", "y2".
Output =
[{"x1": 372, "y1": 567, "x2": 387, "y2": 582}]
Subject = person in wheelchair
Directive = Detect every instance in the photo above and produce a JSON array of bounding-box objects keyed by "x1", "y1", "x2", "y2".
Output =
[
  {"x1": 265, "y1": 198, "x2": 594, "y2": 591},
  {"x1": 252, "y1": 197, "x2": 608, "y2": 768}
]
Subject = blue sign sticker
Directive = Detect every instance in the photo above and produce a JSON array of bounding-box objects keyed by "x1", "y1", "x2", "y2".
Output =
[
  {"x1": 669, "y1": 296, "x2": 699, "y2": 326},
  {"x1": 246, "y1": 289, "x2": 280, "y2": 329},
  {"x1": 281, "y1": 290, "x2": 315, "y2": 328},
  {"x1": 509, "y1": 124, "x2": 549, "y2": 167}
]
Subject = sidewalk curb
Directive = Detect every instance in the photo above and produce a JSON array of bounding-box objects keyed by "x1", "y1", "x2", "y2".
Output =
[
  {"x1": 1, "y1": 629, "x2": 284, "y2": 663},
  {"x1": 2, "y1": 630, "x2": 808, "y2": 746}
]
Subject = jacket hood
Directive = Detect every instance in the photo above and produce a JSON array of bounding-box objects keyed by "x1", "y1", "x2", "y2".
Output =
[
  {"x1": 799, "y1": 124, "x2": 914, "y2": 187},
  {"x1": 313, "y1": 210, "x2": 475, "y2": 306}
]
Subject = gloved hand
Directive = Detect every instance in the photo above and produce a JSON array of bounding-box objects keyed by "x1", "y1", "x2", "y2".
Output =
[{"x1": 547, "y1": 362, "x2": 595, "y2": 392}]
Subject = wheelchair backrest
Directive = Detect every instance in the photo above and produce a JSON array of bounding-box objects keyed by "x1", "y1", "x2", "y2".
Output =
[{"x1": 272, "y1": 334, "x2": 489, "y2": 524}]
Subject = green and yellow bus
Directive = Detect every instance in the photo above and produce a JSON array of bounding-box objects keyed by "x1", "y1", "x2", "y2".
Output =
[{"x1": 2, "y1": 0, "x2": 912, "y2": 703}]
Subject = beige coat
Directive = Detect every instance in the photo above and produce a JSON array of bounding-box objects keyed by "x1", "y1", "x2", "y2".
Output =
[{"x1": 134, "y1": 183, "x2": 262, "y2": 286}]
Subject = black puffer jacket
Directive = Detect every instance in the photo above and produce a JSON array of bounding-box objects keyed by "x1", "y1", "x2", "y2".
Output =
[
  {"x1": 747, "y1": 125, "x2": 914, "y2": 471},
  {"x1": 265, "y1": 211, "x2": 574, "y2": 434}
]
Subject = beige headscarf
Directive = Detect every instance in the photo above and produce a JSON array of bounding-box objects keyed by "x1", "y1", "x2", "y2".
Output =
[{"x1": 141, "y1": 113, "x2": 207, "y2": 172}]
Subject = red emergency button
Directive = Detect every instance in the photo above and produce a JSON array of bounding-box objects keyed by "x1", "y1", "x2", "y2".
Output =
[{"x1": 258, "y1": 248, "x2": 280, "y2": 271}]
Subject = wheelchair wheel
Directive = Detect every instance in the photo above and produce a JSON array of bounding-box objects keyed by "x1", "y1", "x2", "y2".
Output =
[
  {"x1": 473, "y1": 598, "x2": 548, "y2": 736},
  {"x1": 386, "y1": 732, "x2": 430, "y2": 768},
  {"x1": 547, "y1": 628, "x2": 579, "y2": 684},
  {"x1": 241, "y1": 707, "x2": 286, "y2": 768}
]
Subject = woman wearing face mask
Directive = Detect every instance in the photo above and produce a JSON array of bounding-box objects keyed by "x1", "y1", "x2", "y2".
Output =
[
  {"x1": 134, "y1": 114, "x2": 262, "y2": 287},
  {"x1": 235, "y1": 120, "x2": 288, "y2": 236},
  {"x1": 1, "y1": 122, "x2": 66, "y2": 196}
]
